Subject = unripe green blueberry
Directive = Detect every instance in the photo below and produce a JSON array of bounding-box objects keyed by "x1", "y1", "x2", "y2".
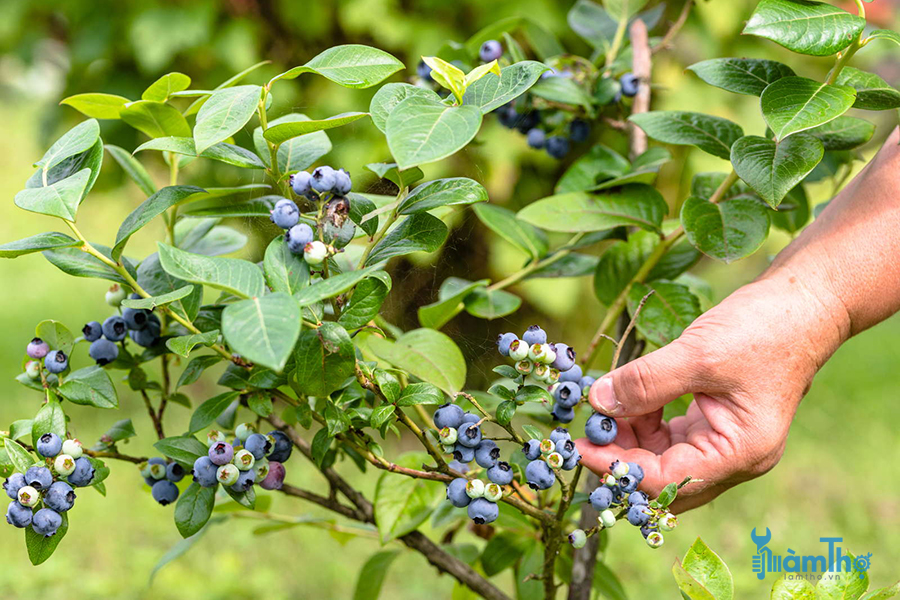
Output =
[
  {"x1": 25, "y1": 361, "x2": 41, "y2": 380},
  {"x1": 304, "y1": 240, "x2": 329, "y2": 265},
  {"x1": 539, "y1": 343, "x2": 557, "y2": 365},
  {"x1": 603, "y1": 474, "x2": 617, "y2": 487},
  {"x1": 235, "y1": 423, "x2": 256, "y2": 441},
  {"x1": 54, "y1": 454, "x2": 76, "y2": 477},
  {"x1": 139, "y1": 461, "x2": 152, "y2": 479},
  {"x1": 546, "y1": 368, "x2": 560, "y2": 385},
  {"x1": 17, "y1": 485, "x2": 40, "y2": 508},
  {"x1": 539, "y1": 439, "x2": 555, "y2": 456},
  {"x1": 515, "y1": 359, "x2": 534, "y2": 375},
  {"x1": 253, "y1": 460, "x2": 270, "y2": 483},
  {"x1": 659, "y1": 512, "x2": 677, "y2": 532},
  {"x1": 532, "y1": 363, "x2": 549, "y2": 383},
  {"x1": 527, "y1": 343, "x2": 545, "y2": 362},
  {"x1": 568, "y1": 529, "x2": 587, "y2": 549},
  {"x1": 646, "y1": 531, "x2": 665, "y2": 548},
  {"x1": 546, "y1": 452, "x2": 564, "y2": 470},
  {"x1": 216, "y1": 464, "x2": 239, "y2": 486},
  {"x1": 598, "y1": 509, "x2": 616, "y2": 529},
  {"x1": 484, "y1": 482, "x2": 503, "y2": 502},
  {"x1": 149, "y1": 462, "x2": 167, "y2": 480},
  {"x1": 105, "y1": 284, "x2": 127, "y2": 307},
  {"x1": 233, "y1": 449, "x2": 255, "y2": 471},
  {"x1": 439, "y1": 427, "x2": 458, "y2": 445},
  {"x1": 611, "y1": 461, "x2": 630, "y2": 478},
  {"x1": 465, "y1": 479, "x2": 485, "y2": 499},
  {"x1": 61, "y1": 439, "x2": 83, "y2": 459},
  {"x1": 508, "y1": 339, "x2": 529, "y2": 361},
  {"x1": 206, "y1": 430, "x2": 226, "y2": 447}
]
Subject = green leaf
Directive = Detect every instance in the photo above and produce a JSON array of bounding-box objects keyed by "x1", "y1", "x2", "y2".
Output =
[
  {"x1": 518, "y1": 185, "x2": 668, "y2": 233},
  {"x1": 529, "y1": 76, "x2": 594, "y2": 109},
  {"x1": 253, "y1": 113, "x2": 332, "y2": 173},
  {"x1": 105, "y1": 145, "x2": 156, "y2": 196},
  {"x1": 770, "y1": 575, "x2": 816, "y2": 600},
  {"x1": 386, "y1": 97, "x2": 483, "y2": 169},
  {"x1": 177, "y1": 355, "x2": 222, "y2": 389},
  {"x1": 60, "y1": 94, "x2": 130, "y2": 119},
  {"x1": 26, "y1": 511, "x2": 68, "y2": 565},
  {"x1": 9, "y1": 420, "x2": 32, "y2": 441},
  {"x1": 860, "y1": 583, "x2": 900, "y2": 600},
  {"x1": 42, "y1": 246, "x2": 127, "y2": 286},
  {"x1": 743, "y1": 0, "x2": 865, "y2": 56},
  {"x1": 806, "y1": 116, "x2": 875, "y2": 151},
  {"x1": 58, "y1": 366, "x2": 118, "y2": 409},
  {"x1": 264, "y1": 237, "x2": 310, "y2": 296},
  {"x1": 353, "y1": 550, "x2": 402, "y2": 600},
  {"x1": 686, "y1": 58, "x2": 795, "y2": 96},
  {"x1": 731, "y1": 134, "x2": 823, "y2": 207},
  {"x1": 681, "y1": 195, "x2": 770, "y2": 263},
  {"x1": 366, "y1": 213, "x2": 448, "y2": 265},
  {"x1": 137, "y1": 253, "x2": 201, "y2": 321},
  {"x1": 604, "y1": 0, "x2": 648, "y2": 20},
  {"x1": 761, "y1": 77, "x2": 856, "y2": 140},
  {"x1": 836, "y1": 67, "x2": 900, "y2": 110},
  {"x1": 193, "y1": 85, "x2": 262, "y2": 154},
  {"x1": 368, "y1": 328, "x2": 466, "y2": 396},
  {"x1": 35, "y1": 119, "x2": 101, "y2": 171},
  {"x1": 396, "y1": 382, "x2": 444, "y2": 406},
  {"x1": 555, "y1": 143, "x2": 629, "y2": 194},
  {"x1": 496, "y1": 401, "x2": 516, "y2": 425},
  {"x1": 121, "y1": 285, "x2": 194, "y2": 310},
  {"x1": 154, "y1": 436, "x2": 208, "y2": 467},
  {"x1": 370, "y1": 404, "x2": 396, "y2": 429},
  {"x1": 462, "y1": 61, "x2": 548, "y2": 113},
  {"x1": 422, "y1": 56, "x2": 467, "y2": 101},
  {"x1": 339, "y1": 278, "x2": 389, "y2": 330},
  {"x1": 134, "y1": 136, "x2": 265, "y2": 169},
  {"x1": 594, "y1": 230, "x2": 658, "y2": 305},
  {"x1": 157, "y1": 242, "x2": 266, "y2": 299},
  {"x1": 522, "y1": 424, "x2": 543, "y2": 440},
  {"x1": 515, "y1": 385, "x2": 552, "y2": 404},
  {"x1": 32, "y1": 398, "x2": 66, "y2": 449},
  {"x1": 816, "y1": 551, "x2": 869, "y2": 600},
  {"x1": 672, "y1": 559, "x2": 717, "y2": 600},
  {"x1": 681, "y1": 538, "x2": 734, "y2": 600},
  {"x1": 473, "y1": 204, "x2": 548, "y2": 259},
  {"x1": 188, "y1": 391, "x2": 242, "y2": 434},
  {"x1": 263, "y1": 112, "x2": 369, "y2": 144},
  {"x1": 373, "y1": 462, "x2": 442, "y2": 542},
  {"x1": 4, "y1": 438, "x2": 34, "y2": 473},
  {"x1": 166, "y1": 330, "x2": 220, "y2": 358},
  {"x1": 291, "y1": 322, "x2": 356, "y2": 397},
  {"x1": 629, "y1": 111, "x2": 743, "y2": 159},
  {"x1": 399, "y1": 178, "x2": 488, "y2": 215},
  {"x1": 628, "y1": 281, "x2": 701, "y2": 346},
  {"x1": 293, "y1": 265, "x2": 382, "y2": 306},
  {"x1": 174, "y1": 483, "x2": 216, "y2": 538},
  {"x1": 15, "y1": 169, "x2": 91, "y2": 221},
  {"x1": 464, "y1": 288, "x2": 521, "y2": 320},
  {"x1": 272, "y1": 45, "x2": 404, "y2": 89},
  {"x1": 97, "y1": 419, "x2": 136, "y2": 445},
  {"x1": 121, "y1": 101, "x2": 191, "y2": 138},
  {"x1": 866, "y1": 29, "x2": 900, "y2": 48},
  {"x1": 36, "y1": 320, "x2": 74, "y2": 356},
  {"x1": 418, "y1": 277, "x2": 489, "y2": 329},
  {"x1": 222, "y1": 293, "x2": 301, "y2": 373},
  {"x1": 114, "y1": 185, "x2": 204, "y2": 260},
  {"x1": 481, "y1": 532, "x2": 527, "y2": 576},
  {"x1": 0, "y1": 232, "x2": 78, "y2": 259},
  {"x1": 142, "y1": 72, "x2": 191, "y2": 102},
  {"x1": 772, "y1": 185, "x2": 810, "y2": 234},
  {"x1": 369, "y1": 84, "x2": 442, "y2": 133}
]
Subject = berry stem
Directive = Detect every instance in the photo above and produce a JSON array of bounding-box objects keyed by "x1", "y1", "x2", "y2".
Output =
[{"x1": 825, "y1": 34, "x2": 863, "y2": 86}]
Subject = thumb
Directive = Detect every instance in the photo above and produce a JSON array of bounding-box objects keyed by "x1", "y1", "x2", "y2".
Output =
[{"x1": 589, "y1": 340, "x2": 701, "y2": 417}]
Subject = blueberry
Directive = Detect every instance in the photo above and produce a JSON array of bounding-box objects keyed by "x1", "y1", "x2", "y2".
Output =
[
  {"x1": 206, "y1": 430, "x2": 226, "y2": 447},
  {"x1": 461, "y1": 413, "x2": 480, "y2": 425},
  {"x1": 433, "y1": 403, "x2": 464, "y2": 430},
  {"x1": 230, "y1": 469, "x2": 256, "y2": 493},
  {"x1": 569, "y1": 119, "x2": 590, "y2": 143},
  {"x1": 555, "y1": 439, "x2": 576, "y2": 460},
  {"x1": 102, "y1": 316, "x2": 127, "y2": 342},
  {"x1": 514, "y1": 111, "x2": 539, "y2": 134},
  {"x1": 439, "y1": 427, "x2": 458, "y2": 446},
  {"x1": 67, "y1": 457, "x2": 95, "y2": 487},
  {"x1": 333, "y1": 169, "x2": 352, "y2": 195},
  {"x1": 286, "y1": 223, "x2": 315, "y2": 255},
  {"x1": 628, "y1": 491, "x2": 649, "y2": 506},
  {"x1": 448, "y1": 460, "x2": 469, "y2": 474},
  {"x1": 6, "y1": 501, "x2": 32, "y2": 528},
  {"x1": 546, "y1": 136, "x2": 570, "y2": 159},
  {"x1": 62, "y1": 439, "x2": 83, "y2": 459},
  {"x1": 550, "y1": 343, "x2": 576, "y2": 372},
  {"x1": 551, "y1": 403, "x2": 575, "y2": 423},
  {"x1": 25, "y1": 360, "x2": 41, "y2": 380},
  {"x1": 585, "y1": 412, "x2": 617, "y2": 446},
  {"x1": 233, "y1": 449, "x2": 255, "y2": 471},
  {"x1": 599, "y1": 508, "x2": 617, "y2": 529},
  {"x1": 252, "y1": 460, "x2": 270, "y2": 483},
  {"x1": 270, "y1": 198, "x2": 300, "y2": 229},
  {"x1": 617, "y1": 474, "x2": 639, "y2": 494},
  {"x1": 36, "y1": 433, "x2": 62, "y2": 458},
  {"x1": 452, "y1": 443, "x2": 476, "y2": 464},
  {"x1": 659, "y1": 512, "x2": 677, "y2": 531},
  {"x1": 216, "y1": 464, "x2": 239, "y2": 486},
  {"x1": 610, "y1": 460, "x2": 629, "y2": 478},
  {"x1": 496, "y1": 332, "x2": 518, "y2": 356},
  {"x1": 44, "y1": 350, "x2": 68, "y2": 374},
  {"x1": 526, "y1": 128, "x2": 546, "y2": 149},
  {"x1": 151, "y1": 480, "x2": 179, "y2": 506},
  {"x1": 620, "y1": 72, "x2": 639, "y2": 97},
  {"x1": 525, "y1": 460, "x2": 555, "y2": 490},
  {"x1": 166, "y1": 463, "x2": 185, "y2": 483},
  {"x1": 147, "y1": 457, "x2": 167, "y2": 480},
  {"x1": 82, "y1": 321, "x2": 102, "y2": 342},
  {"x1": 627, "y1": 462, "x2": 645, "y2": 483},
  {"x1": 474, "y1": 440, "x2": 500, "y2": 469},
  {"x1": 235, "y1": 423, "x2": 256, "y2": 442},
  {"x1": 44, "y1": 481, "x2": 76, "y2": 512},
  {"x1": 640, "y1": 524, "x2": 658, "y2": 539},
  {"x1": 522, "y1": 325, "x2": 547, "y2": 346},
  {"x1": 209, "y1": 442, "x2": 234, "y2": 466},
  {"x1": 26, "y1": 337, "x2": 50, "y2": 359},
  {"x1": 539, "y1": 439, "x2": 556, "y2": 456},
  {"x1": 522, "y1": 440, "x2": 542, "y2": 461},
  {"x1": 467, "y1": 497, "x2": 499, "y2": 524},
  {"x1": 4, "y1": 473, "x2": 25, "y2": 500},
  {"x1": 479, "y1": 40, "x2": 503, "y2": 62},
  {"x1": 497, "y1": 104, "x2": 519, "y2": 128},
  {"x1": 446, "y1": 478, "x2": 471, "y2": 508},
  {"x1": 559, "y1": 365, "x2": 583, "y2": 383},
  {"x1": 105, "y1": 284, "x2": 127, "y2": 307},
  {"x1": 129, "y1": 315, "x2": 161, "y2": 347},
  {"x1": 244, "y1": 434, "x2": 271, "y2": 460},
  {"x1": 483, "y1": 482, "x2": 503, "y2": 502},
  {"x1": 417, "y1": 60, "x2": 432, "y2": 81},
  {"x1": 17, "y1": 485, "x2": 40, "y2": 507},
  {"x1": 311, "y1": 166, "x2": 337, "y2": 193},
  {"x1": 122, "y1": 307, "x2": 149, "y2": 331},
  {"x1": 508, "y1": 339, "x2": 529, "y2": 361},
  {"x1": 31, "y1": 507, "x2": 62, "y2": 537},
  {"x1": 548, "y1": 427, "x2": 570, "y2": 445},
  {"x1": 627, "y1": 504, "x2": 651, "y2": 526},
  {"x1": 569, "y1": 529, "x2": 588, "y2": 548},
  {"x1": 304, "y1": 240, "x2": 328, "y2": 265},
  {"x1": 290, "y1": 171, "x2": 313, "y2": 197},
  {"x1": 487, "y1": 461, "x2": 514, "y2": 486},
  {"x1": 457, "y1": 422, "x2": 482, "y2": 448},
  {"x1": 25, "y1": 466, "x2": 52, "y2": 491},
  {"x1": 579, "y1": 376, "x2": 596, "y2": 392},
  {"x1": 589, "y1": 486, "x2": 614, "y2": 511},
  {"x1": 562, "y1": 449, "x2": 581, "y2": 471},
  {"x1": 192, "y1": 456, "x2": 219, "y2": 488},
  {"x1": 258, "y1": 461, "x2": 284, "y2": 490},
  {"x1": 553, "y1": 382, "x2": 581, "y2": 409},
  {"x1": 89, "y1": 338, "x2": 119, "y2": 366},
  {"x1": 646, "y1": 531, "x2": 665, "y2": 548},
  {"x1": 266, "y1": 430, "x2": 292, "y2": 463}
]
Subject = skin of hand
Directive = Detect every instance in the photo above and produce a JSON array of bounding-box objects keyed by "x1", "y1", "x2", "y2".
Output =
[{"x1": 575, "y1": 127, "x2": 900, "y2": 512}]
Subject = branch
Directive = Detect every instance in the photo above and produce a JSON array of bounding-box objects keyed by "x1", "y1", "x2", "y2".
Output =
[
  {"x1": 609, "y1": 290, "x2": 654, "y2": 370},
  {"x1": 83, "y1": 449, "x2": 147, "y2": 464},
  {"x1": 651, "y1": 0, "x2": 694, "y2": 55},
  {"x1": 280, "y1": 483, "x2": 367, "y2": 521}
]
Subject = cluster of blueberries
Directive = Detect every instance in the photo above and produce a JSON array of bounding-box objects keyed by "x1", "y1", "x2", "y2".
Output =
[
  {"x1": 569, "y1": 460, "x2": 675, "y2": 549},
  {"x1": 24, "y1": 337, "x2": 68, "y2": 377},
  {"x1": 140, "y1": 457, "x2": 186, "y2": 506},
  {"x1": 269, "y1": 165, "x2": 355, "y2": 266},
  {"x1": 190, "y1": 425, "x2": 291, "y2": 493},
  {"x1": 4, "y1": 434, "x2": 93, "y2": 537},
  {"x1": 82, "y1": 293, "x2": 163, "y2": 366}
]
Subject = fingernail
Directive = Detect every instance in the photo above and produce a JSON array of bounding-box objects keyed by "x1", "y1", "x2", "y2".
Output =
[{"x1": 591, "y1": 377, "x2": 618, "y2": 414}]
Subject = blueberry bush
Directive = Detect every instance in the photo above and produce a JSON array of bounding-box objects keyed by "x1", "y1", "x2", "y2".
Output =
[{"x1": 1, "y1": 0, "x2": 898, "y2": 598}]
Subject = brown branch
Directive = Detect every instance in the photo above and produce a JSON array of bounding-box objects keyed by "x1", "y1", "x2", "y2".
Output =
[
  {"x1": 567, "y1": 472, "x2": 602, "y2": 600},
  {"x1": 629, "y1": 18, "x2": 652, "y2": 160},
  {"x1": 139, "y1": 389, "x2": 165, "y2": 440},
  {"x1": 280, "y1": 483, "x2": 367, "y2": 521},
  {"x1": 84, "y1": 449, "x2": 147, "y2": 464},
  {"x1": 610, "y1": 289, "x2": 655, "y2": 370},
  {"x1": 651, "y1": 0, "x2": 694, "y2": 55}
]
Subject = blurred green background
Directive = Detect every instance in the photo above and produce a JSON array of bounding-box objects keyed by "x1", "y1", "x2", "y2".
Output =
[{"x1": 1, "y1": 0, "x2": 899, "y2": 597}]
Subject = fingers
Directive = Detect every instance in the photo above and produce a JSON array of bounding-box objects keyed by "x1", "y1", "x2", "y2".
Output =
[{"x1": 627, "y1": 408, "x2": 671, "y2": 454}]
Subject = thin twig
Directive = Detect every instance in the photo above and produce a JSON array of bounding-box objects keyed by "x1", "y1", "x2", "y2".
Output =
[
  {"x1": 610, "y1": 289, "x2": 655, "y2": 371},
  {"x1": 651, "y1": 0, "x2": 694, "y2": 55}
]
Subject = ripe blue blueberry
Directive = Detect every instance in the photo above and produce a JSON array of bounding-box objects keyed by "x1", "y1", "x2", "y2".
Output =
[
  {"x1": 628, "y1": 491, "x2": 649, "y2": 506},
  {"x1": 553, "y1": 381, "x2": 581, "y2": 409},
  {"x1": 617, "y1": 474, "x2": 639, "y2": 494},
  {"x1": 589, "y1": 486, "x2": 614, "y2": 511},
  {"x1": 551, "y1": 403, "x2": 575, "y2": 423},
  {"x1": 446, "y1": 478, "x2": 470, "y2": 508},
  {"x1": 479, "y1": 40, "x2": 503, "y2": 62},
  {"x1": 271, "y1": 199, "x2": 300, "y2": 229},
  {"x1": 549, "y1": 427, "x2": 571, "y2": 445},
  {"x1": 192, "y1": 456, "x2": 219, "y2": 488},
  {"x1": 487, "y1": 461, "x2": 514, "y2": 486},
  {"x1": 244, "y1": 433, "x2": 271, "y2": 460},
  {"x1": 4, "y1": 473, "x2": 25, "y2": 500},
  {"x1": 311, "y1": 166, "x2": 337, "y2": 193},
  {"x1": 522, "y1": 439, "x2": 541, "y2": 461},
  {"x1": 546, "y1": 136, "x2": 570, "y2": 159},
  {"x1": 550, "y1": 343, "x2": 576, "y2": 372},
  {"x1": 122, "y1": 306, "x2": 149, "y2": 331},
  {"x1": 44, "y1": 350, "x2": 68, "y2": 374},
  {"x1": 89, "y1": 338, "x2": 119, "y2": 366},
  {"x1": 525, "y1": 459, "x2": 555, "y2": 490},
  {"x1": 209, "y1": 442, "x2": 234, "y2": 466},
  {"x1": 286, "y1": 223, "x2": 315, "y2": 255},
  {"x1": 44, "y1": 481, "x2": 76, "y2": 512},
  {"x1": 166, "y1": 462, "x2": 185, "y2": 483},
  {"x1": 26, "y1": 337, "x2": 50, "y2": 359},
  {"x1": 82, "y1": 321, "x2": 102, "y2": 342},
  {"x1": 129, "y1": 314, "x2": 161, "y2": 348},
  {"x1": 6, "y1": 501, "x2": 32, "y2": 528},
  {"x1": 36, "y1": 433, "x2": 62, "y2": 458},
  {"x1": 452, "y1": 443, "x2": 476, "y2": 464},
  {"x1": 230, "y1": 469, "x2": 256, "y2": 493},
  {"x1": 474, "y1": 440, "x2": 500, "y2": 469},
  {"x1": 152, "y1": 480, "x2": 180, "y2": 506},
  {"x1": 627, "y1": 462, "x2": 645, "y2": 484},
  {"x1": 497, "y1": 104, "x2": 519, "y2": 128},
  {"x1": 31, "y1": 508, "x2": 62, "y2": 537},
  {"x1": 562, "y1": 448, "x2": 581, "y2": 471},
  {"x1": 496, "y1": 332, "x2": 518, "y2": 356},
  {"x1": 627, "y1": 504, "x2": 651, "y2": 526},
  {"x1": 579, "y1": 376, "x2": 596, "y2": 392},
  {"x1": 569, "y1": 119, "x2": 591, "y2": 142},
  {"x1": 333, "y1": 169, "x2": 352, "y2": 195},
  {"x1": 522, "y1": 325, "x2": 547, "y2": 346},
  {"x1": 456, "y1": 422, "x2": 482, "y2": 448},
  {"x1": 25, "y1": 466, "x2": 52, "y2": 491},
  {"x1": 620, "y1": 72, "x2": 639, "y2": 97},
  {"x1": 555, "y1": 439, "x2": 576, "y2": 460},
  {"x1": 290, "y1": 171, "x2": 313, "y2": 197},
  {"x1": 559, "y1": 364, "x2": 583, "y2": 383},
  {"x1": 514, "y1": 111, "x2": 539, "y2": 134},
  {"x1": 448, "y1": 460, "x2": 469, "y2": 474},
  {"x1": 467, "y1": 497, "x2": 499, "y2": 524},
  {"x1": 417, "y1": 60, "x2": 432, "y2": 81},
  {"x1": 67, "y1": 457, "x2": 95, "y2": 487},
  {"x1": 102, "y1": 316, "x2": 127, "y2": 342},
  {"x1": 260, "y1": 461, "x2": 285, "y2": 490},
  {"x1": 526, "y1": 128, "x2": 546, "y2": 149},
  {"x1": 640, "y1": 524, "x2": 658, "y2": 539},
  {"x1": 585, "y1": 412, "x2": 617, "y2": 446},
  {"x1": 266, "y1": 430, "x2": 292, "y2": 463}
]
